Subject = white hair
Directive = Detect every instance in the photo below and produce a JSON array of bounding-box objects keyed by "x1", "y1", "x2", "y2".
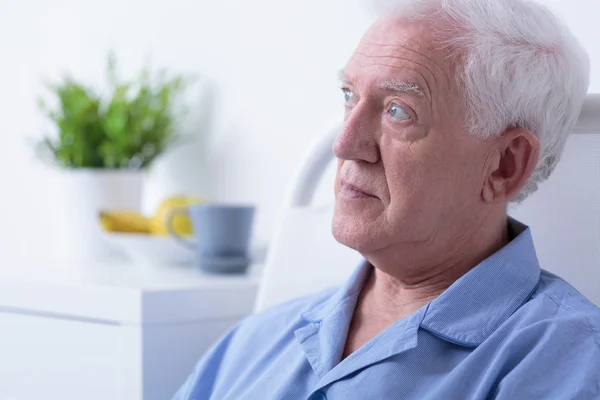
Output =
[{"x1": 363, "y1": 0, "x2": 590, "y2": 202}]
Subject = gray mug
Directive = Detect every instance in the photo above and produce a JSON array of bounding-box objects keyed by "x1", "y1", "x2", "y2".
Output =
[{"x1": 168, "y1": 204, "x2": 256, "y2": 273}]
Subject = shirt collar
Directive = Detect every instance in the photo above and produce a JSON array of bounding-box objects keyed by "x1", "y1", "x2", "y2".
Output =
[
  {"x1": 420, "y1": 218, "x2": 541, "y2": 346},
  {"x1": 301, "y1": 259, "x2": 371, "y2": 323},
  {"x1": 302, "y1": 218, "x2": 541, "y2": 347}
]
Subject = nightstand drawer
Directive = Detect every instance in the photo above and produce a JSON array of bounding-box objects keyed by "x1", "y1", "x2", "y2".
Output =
[
  {"x1": 0, "y1": 312, "x2": 139, "y2": 400},
  {"x1": 0, "y1": 263, "x2": 261, "y2": 400}
]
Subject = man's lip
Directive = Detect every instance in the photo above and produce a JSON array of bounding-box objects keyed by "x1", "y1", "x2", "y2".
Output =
[{"x1": 341, "y1": 181, "x2": 376, "y2": 197}]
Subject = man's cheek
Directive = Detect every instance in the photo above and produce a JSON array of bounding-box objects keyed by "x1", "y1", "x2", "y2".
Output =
[{"x1": 334, "y1": 162, "x2": 344, "y2": 195}]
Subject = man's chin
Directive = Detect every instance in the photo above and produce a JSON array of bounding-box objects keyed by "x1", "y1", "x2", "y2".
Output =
[{"x1": 332, "y1": 212, "x2": 378, "y2": 254}]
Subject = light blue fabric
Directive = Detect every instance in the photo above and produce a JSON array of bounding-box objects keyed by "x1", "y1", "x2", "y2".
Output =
[{"x1": 174, "y1": 222, "x2": 600, "y2": 400}]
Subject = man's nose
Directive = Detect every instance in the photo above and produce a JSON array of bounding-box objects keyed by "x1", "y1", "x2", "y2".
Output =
[{"x1": 332, "y1": 107, "x2": 380, "y2": 164}]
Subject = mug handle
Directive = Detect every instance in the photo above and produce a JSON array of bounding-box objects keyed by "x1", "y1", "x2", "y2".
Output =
[{"x1": 167, "y1": 208, "x2": 197, "y2": 251}]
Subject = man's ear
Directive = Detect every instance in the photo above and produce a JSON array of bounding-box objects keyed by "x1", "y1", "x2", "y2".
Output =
[{"x1": 482, "y1": 128, "x2": 540, "y2": 203}]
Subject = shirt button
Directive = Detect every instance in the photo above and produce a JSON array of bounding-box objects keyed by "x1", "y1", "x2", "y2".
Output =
[{"x1": 312, "y1": 391, "x2": 327, "y2": 400}]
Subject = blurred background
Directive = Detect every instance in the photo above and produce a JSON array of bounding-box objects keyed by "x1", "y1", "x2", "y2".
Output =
[{"x1": 0, "y1": 0, "x2": 598, "y2": 399}]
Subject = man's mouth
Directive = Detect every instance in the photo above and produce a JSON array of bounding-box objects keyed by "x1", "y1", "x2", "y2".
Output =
[{"x1": 340, "y1": 181, "x2": 377, "y2": 199}]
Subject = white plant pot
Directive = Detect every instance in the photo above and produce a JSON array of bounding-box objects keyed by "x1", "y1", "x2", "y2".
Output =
[{"x1": 51, "y1": 169, "x2": 145, "y2": 263}]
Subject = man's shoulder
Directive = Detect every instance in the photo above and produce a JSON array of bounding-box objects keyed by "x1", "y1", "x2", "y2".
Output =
[
  {"x1": 488, "y1": 271, "x2": 600, "y2": 398},
  {"x1": 524, "y1": 270, "x2": 600, "y2": 345}
]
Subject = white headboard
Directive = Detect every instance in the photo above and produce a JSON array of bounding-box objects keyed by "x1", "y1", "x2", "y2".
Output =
[{"x1": 256, "y1": 94, "x2": 600, "y2": 311}]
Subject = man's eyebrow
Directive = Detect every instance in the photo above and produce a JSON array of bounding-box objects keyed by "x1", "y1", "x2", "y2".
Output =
[
  {"x1": 338, "y1": 69, "x2": 351, "y2": 84},
  {"x1": 378, "y1": 80, "x2": 425, "y2": 97},
  {"x1": 338, "y1": 70, "x2": 425, "y2": 97}
]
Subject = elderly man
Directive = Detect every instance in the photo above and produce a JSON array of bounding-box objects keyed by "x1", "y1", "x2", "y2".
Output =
[{"x1": 175, "y1": 0, "x2": 600, "y2": 399}]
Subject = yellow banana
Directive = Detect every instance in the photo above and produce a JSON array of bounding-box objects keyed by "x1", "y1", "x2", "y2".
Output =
[{"x1": 99, "y1": 211, "x2": 151, "y2": 234}]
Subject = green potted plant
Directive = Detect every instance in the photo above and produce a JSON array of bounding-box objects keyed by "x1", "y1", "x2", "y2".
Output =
[{"x1": 38, "y1": 53, "x2": 190, "y2": 261}]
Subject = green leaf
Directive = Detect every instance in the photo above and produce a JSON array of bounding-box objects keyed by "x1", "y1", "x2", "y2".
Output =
[{"x1": 36, "y1": 52, "x2": 192, "y2": 169}]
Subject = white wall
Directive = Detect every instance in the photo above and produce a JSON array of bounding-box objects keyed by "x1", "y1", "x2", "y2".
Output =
[{"x1": 0, "y1": 0, "x2": 598, "y2": 264}]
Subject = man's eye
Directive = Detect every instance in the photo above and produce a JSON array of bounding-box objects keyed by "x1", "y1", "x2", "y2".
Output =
[
  {"x1": 389, "y1": 103, "x2": 410, "y2": 121},
  {"x1": 343, "y1": 89, "x2": 355, "y2": 104}
]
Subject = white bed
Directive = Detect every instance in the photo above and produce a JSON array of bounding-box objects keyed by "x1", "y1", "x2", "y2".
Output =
[{"x1": 256, "y1": 94, "x2": 600, "y2": 311}]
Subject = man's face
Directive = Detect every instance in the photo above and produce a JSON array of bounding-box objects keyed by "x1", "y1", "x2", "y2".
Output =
[{"x1": 333, "y1": 18, "x2": 494, "y2": 255}]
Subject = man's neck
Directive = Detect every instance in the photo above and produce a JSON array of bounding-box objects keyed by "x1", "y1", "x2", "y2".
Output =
[
  {"x1": 342, "y1": 214, "x2": 510, "y2": 359},
  {"x1": 363, "y1": 213, "x2": 510, "y2": 322}
]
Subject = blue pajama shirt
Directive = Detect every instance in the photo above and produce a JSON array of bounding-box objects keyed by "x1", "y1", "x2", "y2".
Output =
[{"x1": 175, "y1": 221, "x2": 600, "y2": 399}]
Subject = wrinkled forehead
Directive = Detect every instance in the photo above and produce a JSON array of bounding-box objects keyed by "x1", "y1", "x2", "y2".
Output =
[{"x1": 343, "y1": 18, "x2": 454, "y2": 99}]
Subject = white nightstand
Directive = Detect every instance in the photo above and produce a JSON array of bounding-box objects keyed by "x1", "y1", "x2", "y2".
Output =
[{"x1": 0, "y1": 262, "x2": 261, "y2": 400}]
